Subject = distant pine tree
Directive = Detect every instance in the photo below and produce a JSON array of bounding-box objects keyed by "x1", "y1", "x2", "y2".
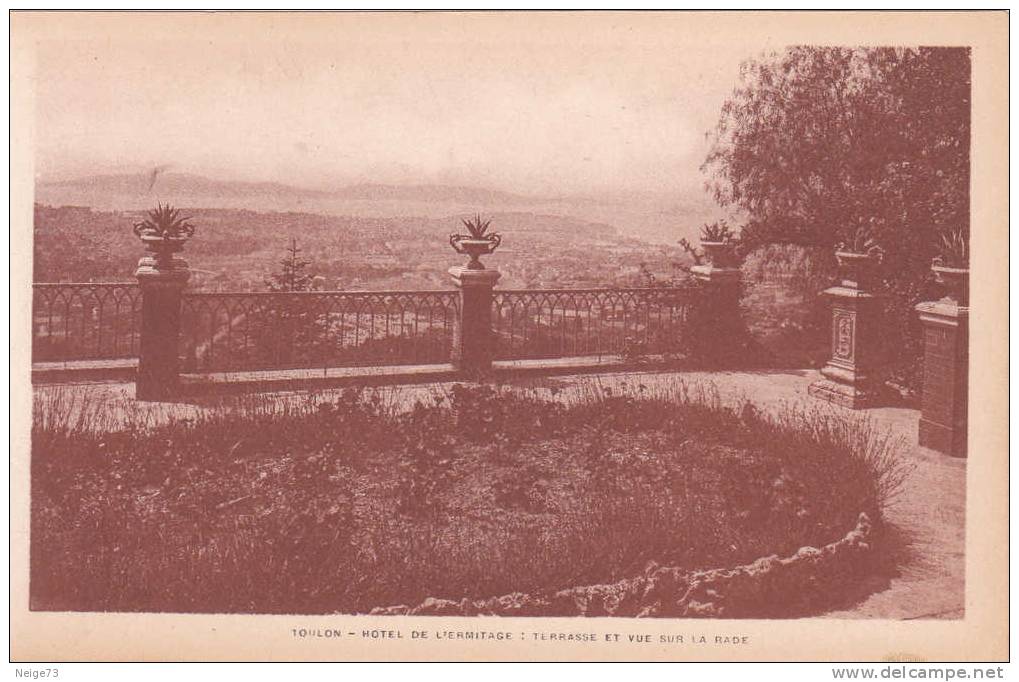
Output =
[
  {"x1": 266, "y1": 237, "x2": 316, "y2": 292},
  {"x1": 250, "y1": 237, "x2": 324, "y2": 367}
]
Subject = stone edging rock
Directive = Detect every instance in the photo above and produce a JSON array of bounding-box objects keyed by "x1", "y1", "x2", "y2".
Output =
[{"x1": 370, "y1": 512, "x2": 874, "y2": 618}]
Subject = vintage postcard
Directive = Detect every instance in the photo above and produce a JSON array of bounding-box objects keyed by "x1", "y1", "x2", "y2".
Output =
[{"x1": 9, "y1": 10, "x2": 1008, "y2": 662}]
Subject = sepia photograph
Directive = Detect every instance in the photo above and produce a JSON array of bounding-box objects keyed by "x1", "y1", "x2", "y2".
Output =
[{"x1": 9, "y1": 9, "x2": 1009, "y2": 664}]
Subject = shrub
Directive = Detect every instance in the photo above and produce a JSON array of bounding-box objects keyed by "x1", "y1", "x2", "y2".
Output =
[{"x1": 740, "y1": 244, "x2": 838, "y2": 369}]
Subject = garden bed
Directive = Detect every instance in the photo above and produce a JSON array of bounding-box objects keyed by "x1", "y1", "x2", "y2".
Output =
[{"x1": 31, "y1": 382, "x2": 907, "y2": 616}]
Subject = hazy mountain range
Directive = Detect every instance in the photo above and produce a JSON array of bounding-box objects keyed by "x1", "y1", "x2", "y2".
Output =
[{"x1": 35, "y1": 172, "x2": 724, "y2": 245}]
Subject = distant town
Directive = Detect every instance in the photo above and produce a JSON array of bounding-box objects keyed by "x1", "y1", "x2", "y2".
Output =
[{"x1": 33, "y1": 200, "x2": 693, "y2": 291}]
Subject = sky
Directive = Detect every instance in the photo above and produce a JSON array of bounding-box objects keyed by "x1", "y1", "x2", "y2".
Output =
[{"x1": 32, "y1": 13, "x2": 765, "y2": 197}]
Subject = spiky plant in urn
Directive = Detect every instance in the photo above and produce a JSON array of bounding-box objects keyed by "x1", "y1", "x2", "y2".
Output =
[
  {"x1": 697, "y1": 220, "x2": 738, "y2": 268},
  {"x1": 834, "y1": 225, "x2": 884, "y2": 291},
  {"x1": 133, "y1": 203, "x2": 197, "y2": 272},
  {"x1": 931, "y1": 228, "x2": 969, "y2": 306},
  {"x1": 450, "y1": 215, "x2": 501, "y2": 270},
  {"x1": 131, "y1": 203, "x2": 196, "y2": 401}
]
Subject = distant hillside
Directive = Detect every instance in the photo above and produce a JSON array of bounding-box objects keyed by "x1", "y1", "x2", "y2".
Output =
[
  {"x1": 37, "y1": 172, "x2": 534, "y2": 206},
  {"x1": 35, "y1": 172, "x2": 723, "y2": 245},
  {"x1": 332, "y1": 183, "x2": 534, "y2": 204},
  {"x1": 33, "y1": 204, "x2": 688, "y2": 290}
]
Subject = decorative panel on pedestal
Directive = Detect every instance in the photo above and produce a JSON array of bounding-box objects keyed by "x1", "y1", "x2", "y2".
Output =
[{"x1": 808, "y1": 248, "x2": 886, "y2": 410}]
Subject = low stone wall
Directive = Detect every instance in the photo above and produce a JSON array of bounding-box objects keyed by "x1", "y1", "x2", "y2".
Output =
[{"x1": 371, "y1": 512, "x2": 874, "y2": 618}]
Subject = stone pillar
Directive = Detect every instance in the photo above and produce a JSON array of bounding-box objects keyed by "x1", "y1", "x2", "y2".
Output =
[
  {"x1": 135, "y1": 254, "x2": 190, "y2": 401},
  {"x1": 449, "y1": 265, "x2": 500, "y2": 374},
  {"x1": 687, "y1": 260, "x2": 744, "y2": 364},
  {"x1": 916, "y1": 299, "x2": 968, "y2": 457},
  {"x1": 690, "y1": 261, "x2": 741, "y2": 297},
  {"x1": 808, "y1": 254, "x2": 884, "y2": 409}
]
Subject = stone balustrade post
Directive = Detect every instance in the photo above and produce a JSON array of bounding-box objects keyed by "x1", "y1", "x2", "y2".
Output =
[
  {"x1": 690, "y1": 261, "x2": 742, "y2": 300},
  {"x1": 808, "y1": 251, "x2": 884, "y2": 409},
  {"x1": 916, "y1": 297, "x2": 968, "y2": 457},
  {"x1": 687, "y1": 257, "x2": 745, "y2": 364},
  {"x1": 135, "y1": 253, "x2": 190, "y2": 401},
  {"x1": 449, "y1": 266, "x2": 500, "y2": 375}
]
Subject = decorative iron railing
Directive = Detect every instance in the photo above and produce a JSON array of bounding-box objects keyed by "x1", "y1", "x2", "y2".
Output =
[
  {"x1": 31, "y1": 284, "x2": 697, "y2": 371},
  {"x1": 32, "y1": 283, "x2": 142, "y2": 362},
  {"x1": 491, "y1": 287, "x2": 693, "y2": 360},
  {"x1": 179, "y1": 290, "x2": 460, "y2": 372}
]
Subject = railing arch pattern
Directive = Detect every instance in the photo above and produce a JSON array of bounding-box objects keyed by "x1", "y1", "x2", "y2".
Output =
[
  {"x1": 179, "y1": 290, "x2": 460, "y2": 372},
  {"x1": 32, "y1": 283, "x2": 142, "y2": 361},
  {"x1": 491, "y1": 287, "x2": 693, "y2": 360},
  {"x1": 31, "y1": 284, "x2": 696, "y2": 370}
]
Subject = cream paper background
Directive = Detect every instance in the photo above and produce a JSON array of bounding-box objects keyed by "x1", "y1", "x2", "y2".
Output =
[{"x1": 9, "y1": 10, "x2": 1009, "y2": 662}]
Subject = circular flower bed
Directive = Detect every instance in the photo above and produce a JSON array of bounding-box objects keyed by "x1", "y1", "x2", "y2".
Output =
[{"x1": 31, "y1": 382, "x2": 906, "y2": 616}]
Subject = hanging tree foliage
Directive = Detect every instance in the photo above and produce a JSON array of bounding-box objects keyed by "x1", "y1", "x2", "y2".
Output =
[
  {"x1": 703, "y1": 46, "x2": 970, "y2": 284},
  {"x1": 702, "y1": 46, "x2": 970, "y2": 389}
]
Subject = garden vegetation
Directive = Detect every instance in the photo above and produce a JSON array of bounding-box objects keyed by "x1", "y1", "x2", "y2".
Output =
[{"x1": 32, "y1": 381, "x2": 908, "y2": 615}]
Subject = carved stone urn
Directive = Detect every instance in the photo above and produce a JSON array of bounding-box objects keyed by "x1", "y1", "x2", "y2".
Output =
[
  {"x1": 931, "y1": 258, "x2": 969, "y2": 307},
  {"x1": 699, "y1": 240, "x2": 738, "y2": 269},
  {"x1": 449, "y1": 233, "x2": 501, "y2": 270},
  {"x1": 834, "y1": 247, "x2": 883, "y2": 291},
  {"x1": 137, "y1": 232, "x2": 189, "y2": 260},
  {"x1": 132, "y1": 204, "x2": 196, "y2": 274}
]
